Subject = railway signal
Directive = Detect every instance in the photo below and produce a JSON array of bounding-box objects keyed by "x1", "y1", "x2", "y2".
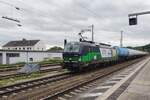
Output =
[
  {"x1": 129, "y1": 16, "x2": 137, "y2": 25},
  {"x1": 128, "y1": 11, "x2": 150, "y2": 25}
]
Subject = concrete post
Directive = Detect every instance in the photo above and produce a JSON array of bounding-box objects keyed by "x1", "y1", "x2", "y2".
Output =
[{"x1": 2, "y1": 52, "x2": 6, "y2": 64}]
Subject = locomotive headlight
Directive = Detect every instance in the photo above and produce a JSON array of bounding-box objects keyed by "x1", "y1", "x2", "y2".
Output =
[
  {"x1": 78, "y1": 58, "x2": 81, "y2": 61},
  {"x1": 69, "y1": 58, "x2": 72, "y2": 60}
]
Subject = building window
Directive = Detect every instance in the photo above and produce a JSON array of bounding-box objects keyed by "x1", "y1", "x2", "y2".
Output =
[
  {"x1": 6, "y1": 53, "x2": 20, "y2": 57},
  {"x1": 8, "y1": 48, "x2": 10, "y2": 50},
  {"x1": 19, "y1": 48, "x2": 21, "y2": 50},
  {"x1": 29, "y1": 58, "x2": 33, "y2": 61},
  {"x1": 42, "y1": 48, "x2": 43, "y2": 51},
  {"x1": 15, "y1": 48, "x2": 17, "y2": 50},
  {"x1": 23, "y1": 48, "x2": 25, "y2": 50},
  {"x1": 27, "y1": 48, "x2": 29, "y2": 50}
]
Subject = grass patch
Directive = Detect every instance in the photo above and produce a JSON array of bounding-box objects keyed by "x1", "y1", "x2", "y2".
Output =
[
  {"x1": 0, "y1": 59, "x2": 62, "y2": 69},
  {"x1": 38, "y1": 59, "x2": 62, "y2": 65},
  {"x1": 0, "y1": 62, "x2": 25, "y2": 69},
  {"x1": 0, "y1": 72, "x2": 47, "y2": 87}
]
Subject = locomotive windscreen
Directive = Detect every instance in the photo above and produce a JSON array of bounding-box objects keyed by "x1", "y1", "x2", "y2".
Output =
[{"x1": 64, "y1": 43, "x2": 80, "y2": 53}]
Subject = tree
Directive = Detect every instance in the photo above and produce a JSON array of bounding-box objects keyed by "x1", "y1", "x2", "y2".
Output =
[
  {"x1": 47, "y1": 46, "x2": 63, "y2": 52},
  {"x1": 132, "y1": 43, "x2": 150, "y2": 53}
]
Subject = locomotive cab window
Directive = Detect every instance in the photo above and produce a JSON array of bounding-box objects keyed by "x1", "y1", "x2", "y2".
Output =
[
  {"x1": 89, "y1": 46, "x2": 99, "y2": 52},
  {"x1": 64, "y1": 43, "x2": 80, "y2": 52}
]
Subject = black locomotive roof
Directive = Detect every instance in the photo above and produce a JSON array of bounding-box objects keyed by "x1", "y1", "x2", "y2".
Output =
[
  {"x1": 67, "y1": 41, "x2": 113, "y2": 49},
  {"x1": 68, "y1": 41, "x2": 97, "y2": 47}
]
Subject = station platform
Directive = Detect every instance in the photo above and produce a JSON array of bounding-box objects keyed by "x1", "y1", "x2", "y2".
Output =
[
  {"x1": 117, "y1": 58, "x2": 150, "y2": 100},
  {"x1": 95, "y1": 57, "x2": 150, "y2": 100}
]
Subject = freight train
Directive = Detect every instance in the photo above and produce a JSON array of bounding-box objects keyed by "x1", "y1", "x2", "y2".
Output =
[{"x1": 62, "y1": 41, "x2": 148, "y2": 72}]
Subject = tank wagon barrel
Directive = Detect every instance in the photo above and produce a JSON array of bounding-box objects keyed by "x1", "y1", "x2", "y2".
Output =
[
  {"x1": 115, "y1": 47, "x2": 129, "y2": 57},
  {"x1": 115, "y1": 47, "x2": 147, "y2": 60},
  {"x1": 127, "y1": 49, "x2": 147, "y2": 56}
]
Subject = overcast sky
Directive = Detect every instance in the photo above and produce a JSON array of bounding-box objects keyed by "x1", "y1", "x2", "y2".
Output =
[{"x1": 0, "y1": 0, "x2": 150, "y2": 48}]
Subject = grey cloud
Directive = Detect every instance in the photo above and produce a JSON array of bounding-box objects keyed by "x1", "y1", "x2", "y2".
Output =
[{"x1": 0, "y1": 0, "x2": 150, "y2": 47}]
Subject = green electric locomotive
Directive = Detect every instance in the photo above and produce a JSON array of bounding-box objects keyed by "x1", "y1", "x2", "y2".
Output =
[{"x1": 63, "y1": 41, "x2": 118, "y2": 72}]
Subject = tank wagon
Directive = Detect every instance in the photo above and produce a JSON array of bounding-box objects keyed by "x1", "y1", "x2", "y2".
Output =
[
  {"x1": 115, "y1": 47, "x2": 147, "y2": 60},
  {"x1": 63, "y1": 41, "x2": 147, "y2": 72}
]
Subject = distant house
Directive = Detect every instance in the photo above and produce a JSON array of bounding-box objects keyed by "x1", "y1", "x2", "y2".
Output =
[
  {"x1": 0, "y1": 50, "x2": 62, "y2": 64},
  {"x1": 2, "y1": 39, "x2": 46, "y2": 51}
]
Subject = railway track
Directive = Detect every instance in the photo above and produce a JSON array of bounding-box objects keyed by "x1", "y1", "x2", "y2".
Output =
[
  {"x1": 0, "y1": 72, "x2": 71, "y2": 98},
  {"x1": 0, "y1": 65, "x2": 62, "y2": 80},
  {"x1": 0, "y1": 63, "x2": 60, "y2": 72},
  {"x1": 0, "y1": 57, "x2": 147, "y2": 100}
]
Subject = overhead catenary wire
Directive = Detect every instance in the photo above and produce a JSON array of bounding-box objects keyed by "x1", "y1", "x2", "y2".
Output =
[{"x1": 77, "y1": 2, "x2": 101, "y2": 18}]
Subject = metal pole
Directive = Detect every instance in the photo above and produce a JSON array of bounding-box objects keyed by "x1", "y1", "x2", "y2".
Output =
[
  {"x1": 26, "y1": 51, "x2": 28, "y2": 64},
  {"x1": 91, "y1": 24, "x2": 94, "y2": 42},
  {"x1": 128, "y1": 11, "x2": 150, "y2": 17},
  {"x1": 120, "y1": 31, "x2": 123, "y2": 47}
]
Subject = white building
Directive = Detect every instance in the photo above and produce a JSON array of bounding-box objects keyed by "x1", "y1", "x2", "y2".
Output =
[
  {"x1": 2, "y1": 39, "x2": 46, "y2": 51},
  {"x1": 0, "y1": 50, "x2": 62, "y2": 64}
]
